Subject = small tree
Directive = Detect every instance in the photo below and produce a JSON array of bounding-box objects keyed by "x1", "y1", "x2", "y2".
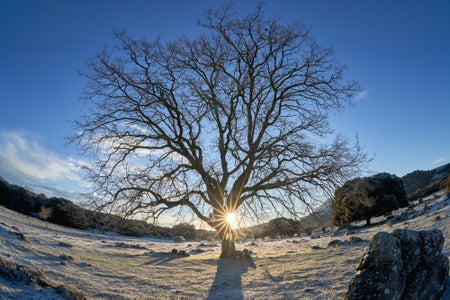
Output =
[
  {"x1": 172, "y1": 223, "x2": 197, "y2": 240},
  {"x1": 332, "y1": 173, "x2": 407, "y2": 226},
  {"x1": 262, "y1": 217, "x2": 300, "y2": 238},
  {"x1": 39, "y1": 206, "x2": 53, "y2": 228},
  {"x1": 72, "y1": 5, "x2": 369, "y2": 258}
]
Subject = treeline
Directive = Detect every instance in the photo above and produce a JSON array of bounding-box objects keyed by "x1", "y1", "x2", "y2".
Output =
[{"x1": 0, "y1": 177, "x2": 214, "y2": 240}]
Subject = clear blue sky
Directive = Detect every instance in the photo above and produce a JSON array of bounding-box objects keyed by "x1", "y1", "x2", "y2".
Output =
[{"x1": 1, "y1": 0, "x2": 450, "y2": 200}]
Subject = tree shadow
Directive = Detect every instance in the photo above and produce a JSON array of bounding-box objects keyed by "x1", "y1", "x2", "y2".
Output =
[
  {"x1": 140, "y1": 252, "x2": 187, "y2": 266},
  {"x1": 207, "y1": 255, "x2": 256, "y2": 300}
]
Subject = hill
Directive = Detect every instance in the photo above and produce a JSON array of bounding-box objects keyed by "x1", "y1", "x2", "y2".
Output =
[
  {"x1": 402, "y1": 163, "x2": 450, "y2": 200},
  {"x1": 0, "y1": 176, "x2": 214, "y2": 240},
  {"x1": 1, "y1": 189, "x2": 449, "y2": 298}
]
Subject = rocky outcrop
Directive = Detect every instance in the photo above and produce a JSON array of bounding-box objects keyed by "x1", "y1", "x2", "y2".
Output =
[{"x1": 345, "y1": 229, "x2": 449, "y2": 300}]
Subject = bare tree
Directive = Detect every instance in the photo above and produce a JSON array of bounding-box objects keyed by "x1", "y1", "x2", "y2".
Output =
[
  {"x1": 39, "y1": 206, "x2": 53, "y2": 229},
  {"x1": 72, "y1": 5, "x2": 369, "y2": 258}
]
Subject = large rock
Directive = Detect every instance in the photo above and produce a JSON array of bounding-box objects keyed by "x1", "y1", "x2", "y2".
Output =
[
  {"x1": 391, "y1": 229, "x2": 422, "y2": 273},
  {"x1": 346, "y1": 232, "x2": 404, "y2": 299},
  {"x1": 345, "y1": 229, "x2": 449, "y2": 300}
]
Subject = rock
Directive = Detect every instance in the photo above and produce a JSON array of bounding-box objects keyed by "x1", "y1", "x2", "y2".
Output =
[
  {"x1": 403, "y1": 255, "x2": 449, "y2": 300},
  {"x1": 345, "y1": 229, "x2": 449, "y2": 300},
  {"x1": 346, "y1": 232, "x2": 404, "y2": 300},
  {"x1": 59, "y1": 254, "x2": 74, "y2": 261},
  {"x1": 178, "y1": 250, "x2": 190, "y2": 256},
  {"x1": 391, "y1": 229, "x2": 422, "y2": 273},
  {"x1": 328, "y1": 239, "x2": 343, "y2": 247},
  {"x1": 348, "y1": 236, "x2": 363, "y2": 244},
  {"x1": 172, "y1": 236, "x2": 186, "y2": 243},
  {"x1": 114, "y1": 242, "x2": 147, "y2": 250},
  {"x1": 403, "y1": 229, "x2": 448, "y2": 299},
  {"x1": 58, "y1": 242, "x2": 73, "y2": 248},
  {"x1": 0, "y1": 257, "x2": 86, "y2": 299},
  {"x1": 190, "y1": 248, "x2": 206, "y2": 254},
  {"x1": 420, "y1": 229, "x2": 444, "y2": 264},
  {"x1": 11, "y1": 230, "x2": 27, "y2": 242}
]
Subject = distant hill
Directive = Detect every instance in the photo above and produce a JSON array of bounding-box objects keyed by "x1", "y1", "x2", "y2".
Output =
[{"x1": 402, "y1": 163, "x2": 450, "y2": 201}]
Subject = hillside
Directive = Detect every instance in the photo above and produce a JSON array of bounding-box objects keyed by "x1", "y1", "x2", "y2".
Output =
[
  {"x1": 0, "y1": 176, "x2": 216, "y2": 241},
  {"x1": 1, "y1": 189, "x2": 449, "y2": 298},
  {"x1": 402, "y1": 163, "x2": 450, "y2": 200}
]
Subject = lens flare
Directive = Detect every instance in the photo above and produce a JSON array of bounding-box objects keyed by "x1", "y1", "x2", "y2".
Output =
[{"x1": 225, "y1": 212, "x2": 236, "y2": 225}]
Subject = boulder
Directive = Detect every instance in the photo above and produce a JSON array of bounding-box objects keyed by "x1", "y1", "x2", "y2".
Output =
[
  {"x1": 345, "y1": 229, "x2": 448, "y2": 300},
  {"x1": 348, "y1": 236, "x2": 363, "y2": 244},
  {"x1": 346, "y1": 232, "x2": 404, "y2": 300},
  {"x1": 402, "y1": 229, "x2": 448, "y2": 299},
  {"x1": 391, "y1": 229, "x2": 422, "y2": 273}
]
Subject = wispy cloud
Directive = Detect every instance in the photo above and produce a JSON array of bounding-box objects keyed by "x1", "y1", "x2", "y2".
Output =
[
  {"x1": 0, "y1": 129, "x2": 86, "y2": 198},
  {"x1": 432, "y1": 156, "x2": 448, "y2": 165},
  {"x1": 355, "y1": 89, "x2": 369, "y2": 102}
]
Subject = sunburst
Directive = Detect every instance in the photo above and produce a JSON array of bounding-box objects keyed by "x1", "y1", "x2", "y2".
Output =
[{"x1": 225, "y1": 212, "x2": 237, "y2": 228}]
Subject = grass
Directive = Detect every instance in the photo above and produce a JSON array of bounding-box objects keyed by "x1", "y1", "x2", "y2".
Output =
[{"x1": 1, "y1": 190, "x2": 450, "y2": 299}]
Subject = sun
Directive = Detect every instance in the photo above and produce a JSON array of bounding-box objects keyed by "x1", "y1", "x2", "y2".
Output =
[{"x1": 225, "y1": 212, "x2": 237, "y2": 227}]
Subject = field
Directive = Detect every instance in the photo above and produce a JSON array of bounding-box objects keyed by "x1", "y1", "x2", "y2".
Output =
[{"x1": 1, "y1": 191, "x2": 450, "y2": 299}]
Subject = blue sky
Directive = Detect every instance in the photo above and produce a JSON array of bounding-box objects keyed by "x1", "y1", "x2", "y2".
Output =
[{"x1": 1, "y1": 0, "x2": 449, "y2": 201}]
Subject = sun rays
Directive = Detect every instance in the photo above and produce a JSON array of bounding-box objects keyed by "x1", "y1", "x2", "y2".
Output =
[{"x1": 225, "y1": 212, "x2": 237, "y2": 228}]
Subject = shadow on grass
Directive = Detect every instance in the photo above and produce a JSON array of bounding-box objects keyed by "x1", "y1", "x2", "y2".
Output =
[
  {"x1": 207, "y1": 256, "x2": 256, "y2": 300},
  {"x1": 141, "y1": 252, "x2": 188, "y2": 266}
]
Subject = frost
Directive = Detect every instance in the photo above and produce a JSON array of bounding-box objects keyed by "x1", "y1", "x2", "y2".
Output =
[{"x1": 1, "y1": 190, "x2": 450, "y2": 298}]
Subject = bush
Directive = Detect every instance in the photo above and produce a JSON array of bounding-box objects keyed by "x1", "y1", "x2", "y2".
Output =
[
  {"x1": 331, "y1": 173, "x2": 407, "y2": 226},
  {"x1": 262, "y1": 217, "x2": 301, "y2": 238}
]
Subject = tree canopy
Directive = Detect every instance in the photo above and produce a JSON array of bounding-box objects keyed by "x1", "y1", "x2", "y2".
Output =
[
  {"x1": 331, "y1": 173, "x2": 408, "y2": 226},
  {"x1": 72, "y1": 5, "x2": 368, "y2": 253}
]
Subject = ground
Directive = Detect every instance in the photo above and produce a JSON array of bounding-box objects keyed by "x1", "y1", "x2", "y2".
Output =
[{"x1": 1, "y1": 191, "x2": 450, "y2": 299}]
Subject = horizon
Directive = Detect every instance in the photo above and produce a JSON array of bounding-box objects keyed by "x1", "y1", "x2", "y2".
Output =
[{"x1": 1, "y1": 0, "x2": 449, "y2": 225}]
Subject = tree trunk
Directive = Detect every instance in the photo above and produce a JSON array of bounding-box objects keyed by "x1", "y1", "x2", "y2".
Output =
[{"x1": 220, "y1": 230, "x2": 237, "y2": 258}]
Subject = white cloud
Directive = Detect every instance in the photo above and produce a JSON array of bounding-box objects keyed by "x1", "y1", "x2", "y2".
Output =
[
  {"x1": 355, "y1": 89, "x2": 369, "y2": 102},
  {"x1": 432, "y1": 156, "x2": 448, "y2": 165},
  {"x1": 0, "y1": 130, "x2": 87, "y2": 198}
]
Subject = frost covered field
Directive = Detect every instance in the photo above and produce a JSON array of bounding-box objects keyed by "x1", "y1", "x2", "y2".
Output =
[{"x1": 1, "y1": 191, "x2": 450, "y2": 299}]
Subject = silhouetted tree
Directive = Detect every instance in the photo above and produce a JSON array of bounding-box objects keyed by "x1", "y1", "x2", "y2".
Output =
[
  {"x1": 72, "y1": 5, "x2": 368, "y2": 258},
  {"x1": 331, "y1": 173, "x2": 407, "y2": 226}
]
